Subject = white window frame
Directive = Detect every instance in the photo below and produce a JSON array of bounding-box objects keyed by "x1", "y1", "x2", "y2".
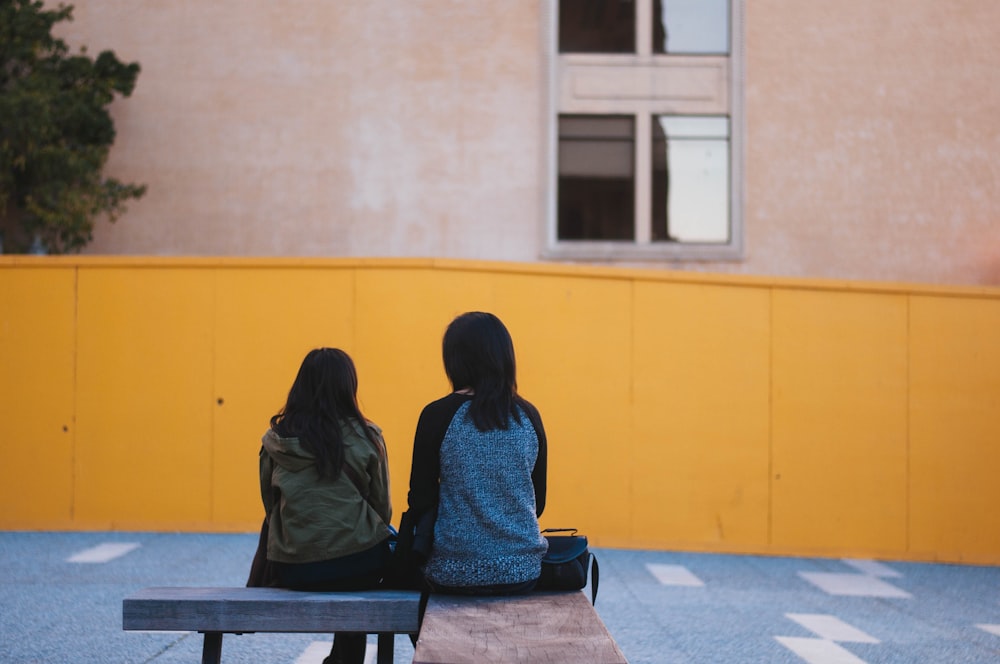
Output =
[{"x1": 543, "y1": 0, "x2": 745, "y2": 262}]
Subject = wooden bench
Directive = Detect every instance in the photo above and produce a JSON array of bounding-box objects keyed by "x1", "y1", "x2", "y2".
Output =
[
  {"x1": 412, "y1": 591, "x2": 628, "y2": 663},
  {"x1": 122, "y1": 587, "x2": 422, "y2": 664}
]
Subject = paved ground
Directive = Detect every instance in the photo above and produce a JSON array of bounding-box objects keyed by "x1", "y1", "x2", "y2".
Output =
[{"x1": 1, "y1": 531, "x2": 999, "y2": 663}]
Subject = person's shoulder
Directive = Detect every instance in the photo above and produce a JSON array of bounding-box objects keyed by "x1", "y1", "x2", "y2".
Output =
[
  {"x1": 417, "y1": 392, "x2": 470, "y2": 427},
  {"x1": 420, "y1": 392, "x2": 469, "y2": 415},
  {"x1": 516, "y1": 397, "x2": 545, "y2": 437},
  {"x1": 343, "y1": 417, "x2": 381, "y2": 441},
  {"x1": 517, "y1": 396, "x2": 542, "y2": 420}
]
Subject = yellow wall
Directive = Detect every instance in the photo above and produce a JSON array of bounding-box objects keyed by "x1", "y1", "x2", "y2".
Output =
[{"x1": 2, "y1": 258, "x2": 998, "y2": 563}]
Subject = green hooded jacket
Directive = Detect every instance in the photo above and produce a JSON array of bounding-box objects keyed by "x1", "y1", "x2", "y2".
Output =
[{"x1": 259, "y1": 419, "x2": 391, "y2": 564}]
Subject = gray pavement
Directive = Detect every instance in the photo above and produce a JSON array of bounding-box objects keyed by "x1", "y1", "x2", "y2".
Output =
[{"x1": 1, "y1": 531, "x2": 998, "y2": 663}]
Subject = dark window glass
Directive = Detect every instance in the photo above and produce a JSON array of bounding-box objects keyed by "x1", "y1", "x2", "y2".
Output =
[
  {"x1": 653, "y1": 0, "x2": 729, "y2": 55},
  {"x1": 559, "y1": 0, "x2": 636, "y2": 53},
  {"x1": 558, "y1": 115, "x2": 635, "y2": 241}
]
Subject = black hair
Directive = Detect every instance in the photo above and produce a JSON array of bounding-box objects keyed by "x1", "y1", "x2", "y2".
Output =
[
  {"x1": 270, "y1": 348, "x2": 378, "y2": 478},
  {"x1": 442, "y1": 311, "x2": 526, "y2": 431}
]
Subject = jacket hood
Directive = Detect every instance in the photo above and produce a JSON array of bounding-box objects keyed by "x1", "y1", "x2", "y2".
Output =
[{"x1": 261, "y1": 429, "x2": 316, "y2": 473}]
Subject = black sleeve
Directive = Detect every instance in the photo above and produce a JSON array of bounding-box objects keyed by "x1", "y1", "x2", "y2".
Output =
[
  {"x1": 522, "y1": 401, "x2": 548, "y2": 518},
  {"x1": 406, "y1": 394, "x2": 467, "y2": 514}
]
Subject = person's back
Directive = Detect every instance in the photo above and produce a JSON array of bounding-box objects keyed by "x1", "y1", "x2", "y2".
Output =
[
  {"x1": 423, "y1": 396, "x2": 546, "y2": 589},
  {"x1": 261, "y1": 417, "x2": 390, "y2": 571},
  {"x1": 407, "y1": 312, "x2": 548, "y2": 595}
]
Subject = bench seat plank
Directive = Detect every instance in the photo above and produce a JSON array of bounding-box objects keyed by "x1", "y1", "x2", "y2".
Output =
[
  {"x1": 123, "y1": 587, "x2": 422, "y2": 634},
  {"x1": 413, "y1": 591, "x2": 628, "y2": 664}
]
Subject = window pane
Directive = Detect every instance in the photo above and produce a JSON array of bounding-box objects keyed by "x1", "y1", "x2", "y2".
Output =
[
  {"x1": 653, "y1": 0, "x2": 729, "y2": 54},
  {"x1": 559, "y1": 115, "x2": 635, "y2": 241},
  {"x1": 652, "y1": 115, "x2": 729, "y2": 243},
  {"x1": 560, "y1": 0, "x2": 635, "y2": 53}
]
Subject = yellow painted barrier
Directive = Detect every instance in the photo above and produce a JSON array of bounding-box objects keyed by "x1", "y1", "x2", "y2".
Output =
[{"x1": 2, "y1": 257, "x2": 998, "y2": 564}]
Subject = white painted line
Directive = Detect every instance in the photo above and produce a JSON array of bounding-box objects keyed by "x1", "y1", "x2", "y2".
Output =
[
  {"x1": 295, "y1": 641, "x2": 332, "y2": 664},
  {"x1": 798, "y1": 572, "x2": 911, "y2": 598},
  {"x1": 775, "y1": 636, "x2": 868, "y2": 664},
  {"x1": 294, "y1": 640, "x2": 378, "y2": 664},
  {"x1": 841, "y1": 559, "x2": 901, "y2": 578},
  {"x1": 67, "y1": 542, "x2": 141, "y2": 563},
  {"x1": 786, "y1": 614, "x2": 879, "y2": 643},
  {"x1": 646, "y1": 563, "x2": 705, "y2": 587},
  {"x1": 977, "y1": 624, "x2": 1000, "y2": 637}
]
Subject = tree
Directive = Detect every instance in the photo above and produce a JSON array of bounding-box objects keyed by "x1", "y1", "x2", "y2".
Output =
[{"x1": 0, "y1": 0, "x2": 145, "y2": 254}]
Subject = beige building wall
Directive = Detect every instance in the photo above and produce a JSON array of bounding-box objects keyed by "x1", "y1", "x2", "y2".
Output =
[
  {"x1": 743, "y1": 0, "x2": 1000, "y2": 286},
  {"x1": 57, "y1": 1, "x2": 1000, "y2": 285}
]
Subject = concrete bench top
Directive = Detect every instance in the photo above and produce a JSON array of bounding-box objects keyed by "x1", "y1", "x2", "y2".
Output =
[{"x1": 123, "y1": 587, "x2": 422, "y2": 634}]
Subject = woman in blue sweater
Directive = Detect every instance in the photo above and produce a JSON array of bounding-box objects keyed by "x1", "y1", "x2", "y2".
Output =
[{"x1": 406, "y1": 311, "x2": 548, "y2": 594}]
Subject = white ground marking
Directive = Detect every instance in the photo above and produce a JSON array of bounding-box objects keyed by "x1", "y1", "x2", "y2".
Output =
[
  {"x1": 295, "y1": 641, "x2": 332, "y2": 664},
  {"x1": 775, "y1": 637, "x2": 868, "y2": 664},
  {"x1": 66, "y1": 542, "x2": 141, "y2": 563},
  {"x1": 786, "y1": 614, "x2": 879, "y2": 643},
  {"x1": 841, "y1": 559, "x2": 901, "y2": 578},
  {"x1": 294, "y1": 640, "x2": 378, "y2": 664},
  {"x1": 645, "y1": 563, "x2": 705, "y2": 587},
  {"x1": 798, "y1": 572, "x2": 911, "y2": 598},
  {"x1": 977, "y1": 624, "x2": 1000, "y2": 637}
]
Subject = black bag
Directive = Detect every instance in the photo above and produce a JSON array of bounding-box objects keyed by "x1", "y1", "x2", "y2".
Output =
[
  {"x1": 538, "y1": 528, "x2": 599, "y2": 604},
  {"x1": 388, "y1": 507, "x2": 437, "y2": 589},
  {"x1": 246, "y1": 517, "x2": 280, "y2": 588}
]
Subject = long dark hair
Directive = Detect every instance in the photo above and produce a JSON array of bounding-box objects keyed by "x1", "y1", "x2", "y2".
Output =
[
  {"x1": 442, "y1": 312, "x2": 526, "y2": 431},
  {"x1": 270, "y1": 348, "x2": 378, "y2": 478}
]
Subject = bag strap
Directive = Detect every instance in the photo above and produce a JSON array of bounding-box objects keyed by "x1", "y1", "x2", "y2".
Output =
[
  {"x1": 340, "y1": 462, "x2": 379, "y2": 513},
  {"x1": 589, "y1": 553, "x2": 599, "y2": 605}
]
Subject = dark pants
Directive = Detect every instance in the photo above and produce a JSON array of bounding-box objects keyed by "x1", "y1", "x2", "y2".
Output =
[{"x1": 274, "y1": 541, "x2": 392, "y2": 664}]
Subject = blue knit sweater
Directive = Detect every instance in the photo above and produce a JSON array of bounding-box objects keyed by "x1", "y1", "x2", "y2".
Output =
[{"x1": 412, "y1": 396, "x2": 548, "y2": 587}]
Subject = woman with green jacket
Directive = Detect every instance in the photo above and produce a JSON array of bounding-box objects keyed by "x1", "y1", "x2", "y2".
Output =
[{"x1": 259, "y1": 347, "x2": 392, "y2": 664}]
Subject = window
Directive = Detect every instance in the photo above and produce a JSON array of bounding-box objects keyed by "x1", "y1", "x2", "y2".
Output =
[
  {"x1": 559, "y1": 0, "x2": 635, "y2": 53},
  {"x1": 652, "y1": 116, "x2": 729, "y2": 243},
  {"x1": 652, "y1": 0, "x2": 729, "y2": 55},
  {"x1": 558, "y1": 116, "x2": 635, "y2": 240},
  {"x1": 548, "y1": 0, "x2": 744, "y2": 261}
]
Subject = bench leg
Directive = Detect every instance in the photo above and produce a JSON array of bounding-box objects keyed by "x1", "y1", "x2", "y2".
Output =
[
  {"x1": 201, "y1": 632, "x2": 223, "y2": 664},
  {"x1": 376, "y1": 633, "x2": 394, "y2": 664}
]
